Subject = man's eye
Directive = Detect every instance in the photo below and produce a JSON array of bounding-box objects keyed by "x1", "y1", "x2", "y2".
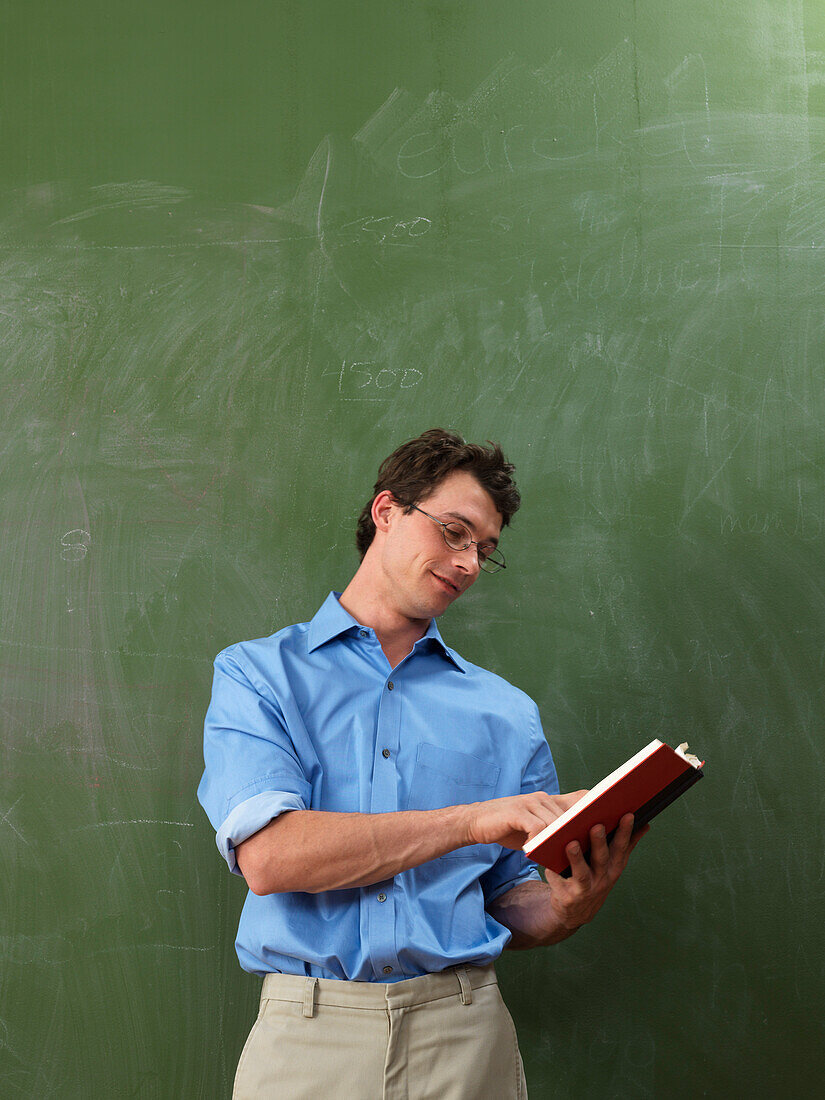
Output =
[
  {"x1": 444, "y1": 524, "x2": 469, "y2": 546},
  {"x1": 477, "y1": 545, "x2": 494, "y2": 561}
]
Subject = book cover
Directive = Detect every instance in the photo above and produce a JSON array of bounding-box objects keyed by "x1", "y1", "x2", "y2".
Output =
[{"x1": 523, "y1": 740, "x2": 704, "y2": 875}]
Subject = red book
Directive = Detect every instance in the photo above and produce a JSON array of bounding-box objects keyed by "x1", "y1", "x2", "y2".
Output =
[{"x1": 523, "y1": 740, "x2": 705, "y2": 875}]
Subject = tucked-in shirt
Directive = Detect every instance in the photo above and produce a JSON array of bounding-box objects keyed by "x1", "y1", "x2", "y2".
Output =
[{"x1": 198, "y1": 592, "x2": 558, "y2": 981}]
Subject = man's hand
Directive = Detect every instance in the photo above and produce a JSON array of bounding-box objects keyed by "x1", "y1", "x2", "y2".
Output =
[
  {"x1": 487, "y1": 814, "x2": 648, "y2": 947},
  {"x1": 544, "y1": 814, "x2": 648, "y2": 930},
  {"x1": 461, "y1": 790, "x2": 588, "y2": 851}
]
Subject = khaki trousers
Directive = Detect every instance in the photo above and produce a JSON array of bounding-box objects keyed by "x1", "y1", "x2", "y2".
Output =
[{"x1": 233, "y1": 963, "x2": 528, "y2": 1100}]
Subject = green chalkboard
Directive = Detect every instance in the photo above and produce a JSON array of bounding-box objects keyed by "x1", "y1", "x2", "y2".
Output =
[{"x1": 2, "y1": 1, "x2": 824, "y2": 1096}]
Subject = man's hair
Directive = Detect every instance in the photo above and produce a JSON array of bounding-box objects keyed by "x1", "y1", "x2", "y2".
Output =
[{"x1": 355, "y1": 428, "x2": 521, "y2": 559}]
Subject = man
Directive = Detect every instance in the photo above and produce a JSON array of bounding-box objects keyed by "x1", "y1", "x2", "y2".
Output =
[{"x1": 198, "y1": 428, "x2": 643, "y2": 1099}]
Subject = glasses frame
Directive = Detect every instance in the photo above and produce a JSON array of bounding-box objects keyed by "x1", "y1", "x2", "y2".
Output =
[{"x1": 411, "y1": 506, "x2": 506, "y2": 573}]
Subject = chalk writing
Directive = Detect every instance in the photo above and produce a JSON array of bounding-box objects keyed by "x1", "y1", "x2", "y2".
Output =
[
  {"x1": 327, "y1": 360, "x2": 424, "y2": 401},
  {"x1": 340, "y1": 215, "x2": 432, "y2": 244},
  {"x1": 74, "y1": 819, "x2": 195, "y2": 830},
  {"x1": 0, "y1": 797, "x2": 28, "y2": 846},
  {"x1": 720, "y1": 507, "x2": 824, "y2": 540},
  {"x1": 0, "y1": 933, "x2": 73, "y2": 966},
  {"x1": 60, "y1": 529, "x2": 91, "y2": 562}
]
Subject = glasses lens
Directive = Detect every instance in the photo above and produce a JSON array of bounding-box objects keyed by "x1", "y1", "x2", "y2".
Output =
[
  {"x1": 479, "y1": 547, "x2": 505, "y2": 573},
  {"x1": 442, "y1": 522, "x2": 471, "y2": 551}
]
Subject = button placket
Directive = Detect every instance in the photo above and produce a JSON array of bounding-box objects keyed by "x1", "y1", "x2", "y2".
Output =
[{"x1": 366, "y1": 670, "x2": 402, "y2": 982}]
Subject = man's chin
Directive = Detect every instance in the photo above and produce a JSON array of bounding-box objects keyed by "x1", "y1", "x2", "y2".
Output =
[
  {"x1": 429, "y1": 587, "x2": 461, "y2": 617},
  {"x1": 407, "y1": 589, "x2": 455, "y2": 621}
]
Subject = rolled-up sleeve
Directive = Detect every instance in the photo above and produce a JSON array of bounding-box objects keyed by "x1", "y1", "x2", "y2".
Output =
[
  {"x1": 481, "y1": 703, "x2": 559, "y2": 904},
  {"x1": 198, "y1": 649, "x2": 311, "y2": 874}
]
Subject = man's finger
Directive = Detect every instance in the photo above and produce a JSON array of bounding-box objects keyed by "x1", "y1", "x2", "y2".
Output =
[
  {"x1": 588, "y1": 824, "x2": 609, "y2": 871},
  {"x1": 565, "y1": 840, "x2": 592, "y2": 886},
  {"x1": 521, "y1": 810, "x2": 558, "y2": 841},
  {"x1": 611, "y1": 813, "x2": 636, "y2": 852},
  {"x1": 625, "y1": 822, "x2": 650, "y2": 857},
  {"x1": 607, "y1": 814, "x2": 641, "y2": 873},
  {"x1": 552, "y1": 790, "x2": 588, "y2": 813}
]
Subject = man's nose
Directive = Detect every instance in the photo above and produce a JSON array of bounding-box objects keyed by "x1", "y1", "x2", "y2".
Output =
[{"x1": 451, "y1": 544, "x2": 481, "y2": 576}]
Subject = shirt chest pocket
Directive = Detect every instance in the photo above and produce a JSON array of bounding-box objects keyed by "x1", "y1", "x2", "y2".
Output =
[{"x1": 405, "y1": 741, "x2": 500, "y2": 812}]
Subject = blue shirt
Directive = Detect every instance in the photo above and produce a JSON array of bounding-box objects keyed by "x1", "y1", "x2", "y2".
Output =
[{"x1": 198, "y1": 592, "x2": 558, "y2": 981}]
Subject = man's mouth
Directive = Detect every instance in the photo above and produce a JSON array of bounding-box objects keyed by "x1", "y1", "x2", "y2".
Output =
[{"x1": 432, "y1": 572, "x2": 460, "y2": 595}]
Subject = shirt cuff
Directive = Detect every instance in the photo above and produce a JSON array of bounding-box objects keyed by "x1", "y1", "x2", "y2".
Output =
[
  {"x1": 484, "y1": 864, "x2": 543, "y2": 905},
  {"x1": 216, "y1": 790, "x2": 306, "y2": 874}
]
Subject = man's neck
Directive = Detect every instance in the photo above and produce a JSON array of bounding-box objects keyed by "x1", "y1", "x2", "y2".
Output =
[{"x1": 338, "y1": 570, "x2": 430, "y2": 670}]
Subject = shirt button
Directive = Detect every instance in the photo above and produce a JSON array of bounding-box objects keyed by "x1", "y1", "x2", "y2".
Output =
[
  {"x1": 387, "y1": 681, "x2": 394, "y2": 690},
  {"x1": 382, "y1": 748, "x2": 390, "y2": 759},
  {"x1": 377, "y1": 892, "x2": 387, "y2": 902},
  {"x1": 383, "y1": 966, "x2": 393, "y2": 975},
  {"x1": 359, "y1": 629, "x2": 367, "y2": 638}
]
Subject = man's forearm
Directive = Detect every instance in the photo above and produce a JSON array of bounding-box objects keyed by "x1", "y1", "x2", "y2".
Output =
[
  {"x1": 237, "y1": 806, "x2": 472, "y2": 895},
  {"x1": 488, "y1": 819, "x2": 647, "y2": 947},
  {"x1": 236, "y1": 790, "x2": 577, "y2": 896},
  {"x1": 487, "y1": 880, "x2": 578, "y2": 948}
]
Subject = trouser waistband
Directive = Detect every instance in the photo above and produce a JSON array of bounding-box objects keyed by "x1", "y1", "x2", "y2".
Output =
[{"x1": 260, "y1": 963, "x2": 497, "y2": 1016}]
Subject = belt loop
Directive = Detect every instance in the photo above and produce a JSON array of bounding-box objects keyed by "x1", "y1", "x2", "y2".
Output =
[
  {"x1": 456, "y1": 966, "x2": 473, "y2": 1006},
  {"x1": 302, "y1": 977, "x2": 319, "y2": 1018}
]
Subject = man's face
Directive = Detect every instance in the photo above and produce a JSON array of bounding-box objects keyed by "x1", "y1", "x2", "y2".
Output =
[{"x1": 378, "y1": 469, "x2": 503, "y2": 621}]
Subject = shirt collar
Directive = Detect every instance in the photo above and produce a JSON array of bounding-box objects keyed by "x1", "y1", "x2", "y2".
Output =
[{"x1": 307, "y1": 592, "x2": 467, "y2": 673}]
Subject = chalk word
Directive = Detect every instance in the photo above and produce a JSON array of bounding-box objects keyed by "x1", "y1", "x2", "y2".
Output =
[
  {"x1": 327, "y1": 361, "x2": 424, "y2": 402},
  {"x1": 534, "y1": 226, "x2": 714, "y2": 307},
  {"x1": 60, "y1": 529, "x2": 91, "y2": 561},
  {"x1": 391, "y1": 50, "x2": 713, "y2": 182},
  {"x1": 721, "y1": 510, "x2": 823, "y2": 539},
  {"x1": 340, "y1": 215, "x2": 432, "y2": 244},
  {"x1": 395, "y1": 123, "x2": 591, "y2": 179},
  {"x1": 0, "y1": 932, "x2": 73, "y2": 966}
]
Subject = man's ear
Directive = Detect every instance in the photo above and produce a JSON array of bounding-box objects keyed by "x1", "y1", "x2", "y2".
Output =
[{"x1": 371, "y1": 489, "x2": 399, "y2": 535}]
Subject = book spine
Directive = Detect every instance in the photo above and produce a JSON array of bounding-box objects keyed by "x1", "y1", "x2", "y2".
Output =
[{"x1": 631, "y1": 767, "x2": 704, "y2": 830}]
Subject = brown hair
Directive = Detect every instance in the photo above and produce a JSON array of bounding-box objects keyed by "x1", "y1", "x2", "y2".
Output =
[{"x1": 356, "y1": 428, "x2": 521, "y2": 559}]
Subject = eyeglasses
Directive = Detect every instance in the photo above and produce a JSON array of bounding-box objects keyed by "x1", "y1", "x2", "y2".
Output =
[{"x1": 411, "y1": 506, "x2": 506, "y2": 573}]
